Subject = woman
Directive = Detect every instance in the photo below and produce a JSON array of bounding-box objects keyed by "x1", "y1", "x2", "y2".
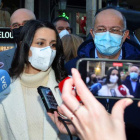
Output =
[
  {"x1": 98, "y1": 67, "x2": 132, "y2": 97},
  {"x1": 61, "y1": 34, "x2": 83, "y2": 62},
  {"x1": 0, "y1": 20, "x2": 71, "y2": 140}
]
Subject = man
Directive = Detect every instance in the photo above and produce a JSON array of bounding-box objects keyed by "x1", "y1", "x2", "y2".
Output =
[
  {"x1": 0, "y1": 8, "x2": 36, "y2": 71},
  {"x1": 123, "y1": 66, "x2": 140, "y2": 97},
  {"x1": 65, "y1": 8, "x2": 140, "y2": 132},
  {"x1": 52, "y1": 17, "x2": 71, "y2": 38},
  {"x1": 120, "y1": 71, "x2": 126, "y2": 82},
  {"x1": 65, "y1": 9, "x2": 140, "y2": 75}
]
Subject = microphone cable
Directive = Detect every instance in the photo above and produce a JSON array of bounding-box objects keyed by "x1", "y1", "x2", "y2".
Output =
[{"x1": 58, "y1": 116, "x2": 73, "y2": 140}]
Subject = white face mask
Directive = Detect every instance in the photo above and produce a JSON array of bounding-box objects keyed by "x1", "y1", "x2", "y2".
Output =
[
  {"x1": 28, "y1": 46, "x2": 56, "y2": 71},
  {"x1": 59, "y1": 29, "x2": 69, "y2": 39},
  {"x1": 86, "y1": 77, "x2": 90, "y2": 83},
  {"x1": 121, "y1": 73, "x2": 125, "y2": 77},
  {"x1": 109, "y1": 75, "x2": 118, "y2": 83}
]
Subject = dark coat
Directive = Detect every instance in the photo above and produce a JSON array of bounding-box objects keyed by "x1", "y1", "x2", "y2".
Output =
[
  {"x1": 122, "y1": 78, "x2": 140, "y2": 98},
  {"x1": 0, "y1": 47, "x2": 16, "y2": 72}
]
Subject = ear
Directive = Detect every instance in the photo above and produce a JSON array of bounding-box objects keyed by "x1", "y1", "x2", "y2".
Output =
[
  {"x1": 90, "y1": 29, "x2": 95, "y2": 39},
  {"x1": 122, "y1": 30, "x2": 129, "y2": 42}
]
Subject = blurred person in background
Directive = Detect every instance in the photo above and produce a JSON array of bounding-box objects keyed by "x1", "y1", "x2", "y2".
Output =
[
  {"x1": 90, "y1": 73, "x2": 98, "y2": 85},
  {"x1": 120, "y1": 71, "x2": 126, "y2": 82},
  {"x1": 0, "y1": 20, "x2": 75, "y2": 140},
  {"x1": 0, "y1": 8, "x2": 36, "y2": 71},
  {"x1": 61, "y1": 34, "x2": 83, "y2": 62},
  {"x1": 123, "y1": 66, "x2": 140, "y2": 98},
  {"x1": 52, "y1": 17, "x2": 71, "y2": 38}
]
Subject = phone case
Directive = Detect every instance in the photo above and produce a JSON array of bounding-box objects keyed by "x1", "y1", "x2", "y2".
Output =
[{"x1": 37, "y1": 86, "x2": 58, "y2": 113}]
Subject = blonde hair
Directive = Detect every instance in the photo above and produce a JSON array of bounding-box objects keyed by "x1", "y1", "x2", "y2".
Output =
[{"x1": 61, "y1": 34, "x2": 83, "y2": 62}]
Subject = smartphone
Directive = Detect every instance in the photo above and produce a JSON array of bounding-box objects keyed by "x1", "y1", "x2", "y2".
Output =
[
  {"x1": 37, "y1": 86, "x2": 58, "y2": 113},
  {"x1": 76, "y1": 58, "x2": 140, "y2": 100}
]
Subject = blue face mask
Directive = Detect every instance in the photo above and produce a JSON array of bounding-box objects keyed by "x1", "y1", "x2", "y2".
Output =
[
  {"x1": 94, "y1": 31, "x2": 124, "y2": 56},
  {"x1": 130, "y1": 72, "x2": 138, "y2": 80}
]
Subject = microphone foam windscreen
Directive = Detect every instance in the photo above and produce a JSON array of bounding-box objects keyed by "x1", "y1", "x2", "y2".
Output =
[{"x1": 0, "y1": 69, "x2": 11, "y2": 93}]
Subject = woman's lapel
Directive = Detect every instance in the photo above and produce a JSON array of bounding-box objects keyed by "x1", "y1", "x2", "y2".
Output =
[{"x1": 1, "y1": 78, "x2": 29, "y2": 140}]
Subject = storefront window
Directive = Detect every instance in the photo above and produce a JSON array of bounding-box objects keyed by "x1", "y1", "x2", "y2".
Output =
[
  {"x1": 76, "y1": 12, "x2": 86, "y2": 36},
  {"x1": 0, "y1": 0, "x2": 19, "y2": 52},
  {"x1": 0, "y1": 46, "x2": 14, "y2": 52}
]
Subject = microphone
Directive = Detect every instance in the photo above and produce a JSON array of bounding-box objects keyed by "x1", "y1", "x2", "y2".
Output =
[
  {"x1": 118, "y1": 85, "x2": 127, "y2": 96},
  {"x1": 90, "y1": 83, "x2": 102, "y2": 95},
  {"x1": 110, "y1": 89, "x2": 117, "y2": 97},
  {"x1": 59, "y1": 77, "x2": 71, "y2": 93},
  {"x1": 59, "y1": 76, "x2": 82, "y2": 102},
  {"x1": 0, "y1": 69, "x2": 11, "y2": 96}
]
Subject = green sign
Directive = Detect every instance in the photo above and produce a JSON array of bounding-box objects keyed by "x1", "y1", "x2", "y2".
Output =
[{"x1": 59, "y1": 12, "x2": 69, "y2": 20}]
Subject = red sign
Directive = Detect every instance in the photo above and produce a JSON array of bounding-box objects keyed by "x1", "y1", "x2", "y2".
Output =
[{"x1": 113, "y1": 63, "x2": 123, "y2": 67}]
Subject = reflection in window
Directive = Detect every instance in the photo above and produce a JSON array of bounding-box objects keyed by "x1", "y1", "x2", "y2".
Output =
[
  {"x1": 0, "y1": 46, "x2": 14, "y2": 52},
  {"x1": 0, "y1": 1, "x2": 10, "y2": 27},
  {"x1": 76, "y1": 12, "x2": 86, "y2": 36}
]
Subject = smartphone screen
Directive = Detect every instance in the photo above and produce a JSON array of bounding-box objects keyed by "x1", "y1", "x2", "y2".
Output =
[{"x1": 76, "y1": 58, "x2": 140, "y2": 100}]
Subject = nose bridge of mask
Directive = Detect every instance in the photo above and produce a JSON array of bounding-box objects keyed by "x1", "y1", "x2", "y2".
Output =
[
  {"x1": 30, "y1": 46, "x2": 52, "y2": 58},
  {"x1": 40, "y1": 46, "x2": 51, "y2": 52},
  {"x1": 104, "y1": 31, "x2": 111, "y2": 41}
]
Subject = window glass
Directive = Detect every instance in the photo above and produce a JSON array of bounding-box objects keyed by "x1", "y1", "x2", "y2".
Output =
[
  {"x1": 76, "y1": 12, "x2": 86, "y2": 36},
  {"x1": 0, "y1": 0, "x2": 18, "y2": 52}
]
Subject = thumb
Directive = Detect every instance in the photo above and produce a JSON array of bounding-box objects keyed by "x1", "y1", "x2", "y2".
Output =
[{"x1": 111, "y1": 98, "x2": 133, "y2": 121}]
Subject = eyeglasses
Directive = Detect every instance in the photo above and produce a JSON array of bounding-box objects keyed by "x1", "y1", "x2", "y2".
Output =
[
  {"x1": 94, "y1": 27, "x2": 126, "y2": 35},
  {"x1": 10, "y1": 20, "x2": 29, "y2": 29}
]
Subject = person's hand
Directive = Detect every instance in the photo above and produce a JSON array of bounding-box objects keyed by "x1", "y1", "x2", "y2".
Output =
[
  {"x1": 60, "y1": 68, "x2": 133, "y2": 140},
  {"x1": 138, "y1": 101, "x2": 140, "y2": 107},
  {"x1": 47, "y1": 106, "x2": 77, "y2": 136},
  {"x1": 126, "y1": 95, "x2": 134, "y2": 98}
]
